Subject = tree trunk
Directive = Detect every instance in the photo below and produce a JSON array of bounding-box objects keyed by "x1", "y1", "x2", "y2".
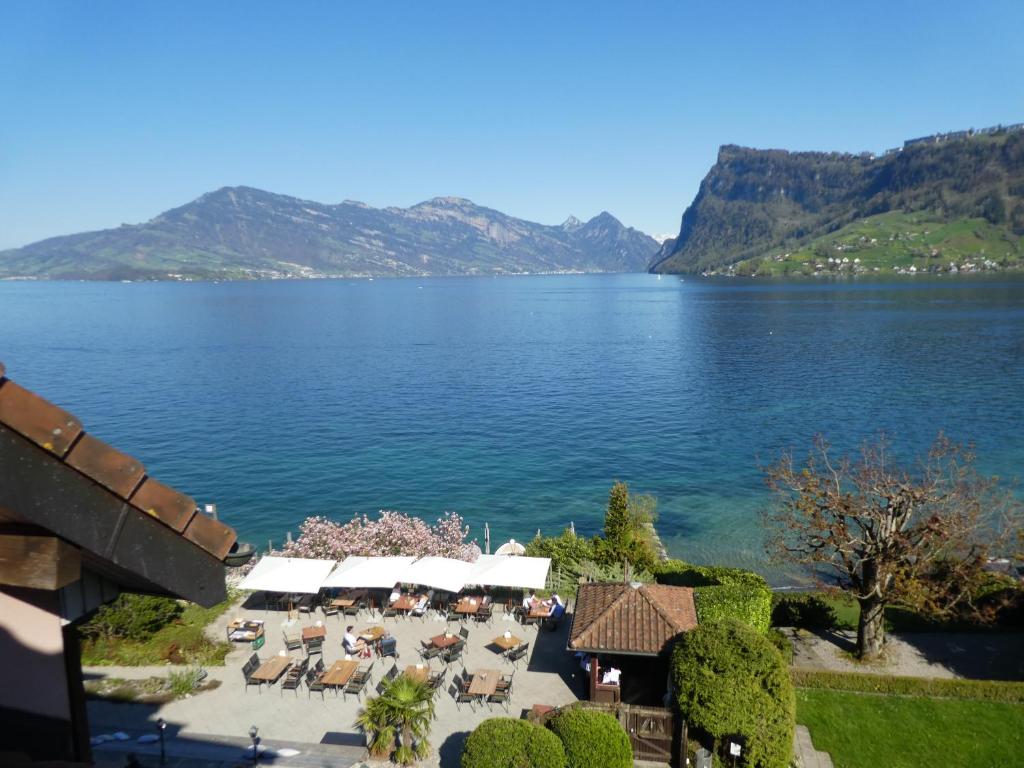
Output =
[{"x1": 857, "y1": 594, "x2": 886, "y2": 659}]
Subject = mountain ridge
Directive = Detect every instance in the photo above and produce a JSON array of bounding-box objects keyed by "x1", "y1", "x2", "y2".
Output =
[
  {"x1": 651, "y1": 127, "x2": 1024, "y2": 274},
  {"x1": 0, "y1": 186, "x2": 659, "y2": 280}
]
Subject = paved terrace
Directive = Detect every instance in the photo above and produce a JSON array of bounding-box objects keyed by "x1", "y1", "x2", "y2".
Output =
[{"x1": 87, "y1": 597, "x2": 584, "y2": 766}]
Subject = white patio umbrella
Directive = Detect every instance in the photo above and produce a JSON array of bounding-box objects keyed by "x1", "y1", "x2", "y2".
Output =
[
  {"x1": 323, "y1": 556, "x2": 417, "y2": 589},
  {"x1": 238, "y1": 556, "x2": 336, "y2": 594},
  {"x1": 402, "y1": 556, "x2": 474, "y2": 593},
  {"x1": 493, "y1": 538, "x2": 526, "y2": 556},
  {"x1": 469, "y1": 554, "x2": 550, "y2": 590}
]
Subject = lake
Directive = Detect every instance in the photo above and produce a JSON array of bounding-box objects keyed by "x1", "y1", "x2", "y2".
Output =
[{"x1": 2, "y1": 274, "x2": 1022, "y2": 580}]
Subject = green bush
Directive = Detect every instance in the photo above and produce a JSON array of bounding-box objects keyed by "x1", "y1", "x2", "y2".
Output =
[
  {"x1": 791, "y1": 669, "x2": 1024, "y2": 703},
  {"x1": 81, "y1": 594, "x2": 183, "y2": 641},
  {"x1": 671, "y1": 620, "x2": 794, "y2": 768},
  {"x1": 694, "y1": 584, "x2": 772, "y2": 634},
  {"x1": 653, "y1": 559, "x2": 769, "y2": 591},
  {"x1": 766, "y1": 629, "x2": 793, "y2": 664},
  {"x1": 770, "y1": 593, "x2": 837, "y2": 630},
  {"x1": 461, "y1": 718, "x2": 566, "y2": 768},
  {"x1": 548, "y1": 708, "x2": 632, "y2": 768}
]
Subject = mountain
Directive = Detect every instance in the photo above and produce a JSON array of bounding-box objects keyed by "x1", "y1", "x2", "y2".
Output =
[
  {"x1": 0, "y1": 188, "x2": 659, "y2": 280},
  {"x1": 651, "y1": 127, "x2": 1024, "y2": 275}
]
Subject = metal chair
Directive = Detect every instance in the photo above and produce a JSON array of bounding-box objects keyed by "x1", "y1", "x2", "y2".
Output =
[
  {"x1": 322, "y1": 597, "x2": 340, "y2": 621},
  {"x1": 305, "y1": 669, "x2": 326, "y2": 701},
  {"x1": 344, "y1": 669, "x2": 370, "y2": 701},
  {"x1": 473, "y1": 604, "x2": 493, "y2": 624},
  {"x1": 386, "y1": 664, "x2": 400, "y2": 681},
  {"x1": 443, "y1": 641, "x2": 465, "y2": 665},
  {"x1": 242, "y1": 658, "x2": 263, "y2": 693},
  {"x1": 419, "y1": 645, "x2": 441, "y2": 662},
  {"x1": 458, "y1": 626, "x2": 470, "y2": 640},
  {"x1": 505, "y1": 642, "x2": 529, "y2": 667},
  {"x1": 488, "y1": 678, "x2": 512, "y2": 712},
  {"x1": 449, "y1": 679, "x2": 476, "y2": 711},
  {"x1": 306, "y1": 636, "x2": 324, "y2": 658}
]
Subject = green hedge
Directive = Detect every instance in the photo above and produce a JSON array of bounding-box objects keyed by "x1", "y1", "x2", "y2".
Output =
[
  {"x1": 80, "y1": 594, "x2": 183, "y2": 641},
  {"x1": 791, "y1": 669, "x2": 1024, "y2": 703},
  {"x1": 694, "y1": 584, "x2": 772, "y2": 634},
  {"x1": 770, "y1": 593, "x2": 837, "y2": 630},
  {"x1": 653, "y1": 559, "x2": 769, "y2": 591},
  {"x1": 548, "y1": 708, "x2": 632, "y2": 768},
  {"x1": 766, "y1": 629, "x2": 793, "y2": 664},
  {"x1": 461, "y1": 718, "x2": 566, "y2": 768},
  {"x1": 672, "y1": 620, "x2": 794, "y2": 768}
]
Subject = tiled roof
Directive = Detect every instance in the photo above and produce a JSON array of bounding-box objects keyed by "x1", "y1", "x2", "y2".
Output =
[
  {"x1": 569, "y1": 582, "x2": 698, "y2": 656},
  {"x1": 0, "y1": 361, "x2": 237, "y2": 561}
]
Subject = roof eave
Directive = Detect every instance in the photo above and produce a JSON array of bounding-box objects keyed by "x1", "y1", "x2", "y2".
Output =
[{"x1": 0, "y1": 424, "x2": 227, "y2": 607}]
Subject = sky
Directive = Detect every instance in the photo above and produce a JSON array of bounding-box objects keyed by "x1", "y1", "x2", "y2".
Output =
[{"x1": 1, "y1": 1, "x2": 1022, "y2": 249}]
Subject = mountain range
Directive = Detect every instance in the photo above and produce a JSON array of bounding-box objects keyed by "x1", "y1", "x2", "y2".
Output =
[
  {"x1": 651, "y1": 127, "x2": 1024, "y2": 275},
  {"x1": 0, "y1": 187, "x2": 659, "y2": 280}
]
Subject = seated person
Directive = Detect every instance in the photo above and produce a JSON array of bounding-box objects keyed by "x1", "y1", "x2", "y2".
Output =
[
  {"x1": 601, "y1": 666, "x2": 622, "y2": 686},
  {"x1": 412, "y1": 594, "x2": 429, "y2": 615},
  {"x1": 389, "y1": 583, "x2": 402, "y2": 604},
  {"x1": 342, "y1": 625, "x2": 366, "y2": 655},
  {"x1": 522, "y1": 590, "x2": 537, "y2": 610},
  {"x1": 547, "y1": 593, "x2": 564, "y2": 617},
  {"x1": 574, "y1": 651, "x2": 591, "y2": 673}
]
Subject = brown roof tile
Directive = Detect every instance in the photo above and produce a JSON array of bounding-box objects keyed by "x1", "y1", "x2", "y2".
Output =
[
  {"x1": 66, "y1": 433, "x2": 146, "y2": 498},
  {"x1": 569, "y1": 582, "x2": 697, "y2": 656},
  {"x1": 0, "y1": 380, "x2": 83, "y2": 457},
  {"x1": 130, "y1": 477, "x2": 197, "y2": 532},
  {"x1": 183, "y1": 510, "x2": 237, "y2": 561},
  {"x1": 0, "y1": 361, "x2": 237, "y2": 563}
]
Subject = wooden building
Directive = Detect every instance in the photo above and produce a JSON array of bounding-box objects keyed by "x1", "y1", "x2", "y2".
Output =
[
  {"x1": 0, "y1": 362, "x2": 239, "y2": 764},
  {"x1": 568, "y1": 581, "x2": 698, "y2": 705}
]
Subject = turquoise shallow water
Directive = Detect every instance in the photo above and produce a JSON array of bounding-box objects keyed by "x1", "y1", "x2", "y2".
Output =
[{"x1": 2, "y1": 274, "x2": 1022, "y2": 577}]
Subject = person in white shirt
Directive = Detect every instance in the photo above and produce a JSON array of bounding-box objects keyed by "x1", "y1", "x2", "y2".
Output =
[
  {"x1": 389, "y1": 583, "x2": 402, "y2": 604},
  {"x1": 343, "y1": 625, "x2": 365, "y2": 655},
  {"x1": 601, "y1": 666, "x2": 621, "y2": 685},
  {"x1": 547, "y1": 593, "x2": 564, "y2": 617},
  {"x1": 522, "y1": 591, "x2": 536, "y2": 610}
]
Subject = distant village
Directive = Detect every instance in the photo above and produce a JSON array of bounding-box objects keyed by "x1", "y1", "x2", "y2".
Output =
[{"x1": 876, "y1": 122, "x2": 1024, "y2": 158}]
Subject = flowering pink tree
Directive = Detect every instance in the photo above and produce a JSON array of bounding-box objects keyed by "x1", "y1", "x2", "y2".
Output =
[{"x1": 279, "y1": 510, "x2": 480, "y2": 561}]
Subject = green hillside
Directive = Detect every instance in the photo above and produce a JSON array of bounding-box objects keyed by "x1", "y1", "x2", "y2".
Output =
[
  {"x1": 728, "y1": 211, "x2": 1023, "y2": 276},
  {"x1": 652, "y1": 128, "x2": 1024, "y2": 275}
]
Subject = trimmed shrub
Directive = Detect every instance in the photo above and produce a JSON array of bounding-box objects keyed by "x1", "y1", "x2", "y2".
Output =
[
  {"x1": 770, "y1": 593, "x2": 837, "y2": 630},
  {"x1": 548, "y1": 708, "x2": 632, "y2": 768},
  {"x1": 672, "y1": 620, "x2": 794, "y2": 768},
  {"x1": 461, "y1": 717, "x2": 566, "y2": 768},
  {"x1": 791, "y1": 669, "x2": 1024, "y2": 703},
  {"x1": 694, "y1": 584, "x2": 772, "y2": 634},
  {"x1": 654, "y1": 559, "x2": 769, "y2": 591},
  {"x1": 766, "y1": 629, "x2": 793, "y2": 664},
  {"x1": 81, "y1": 594, "x2": 183, "y2": 641}
]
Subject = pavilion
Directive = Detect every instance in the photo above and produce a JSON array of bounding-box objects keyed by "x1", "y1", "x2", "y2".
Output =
[{"x1": 568, "y1": 581, "x2": 698, "y2": 706}]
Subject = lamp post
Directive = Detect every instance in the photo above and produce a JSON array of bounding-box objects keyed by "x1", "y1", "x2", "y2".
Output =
[
  {"x1": 249, "y1": 725, "x2": 260, "y2": 765},
  {"x1": 156, "y1": 718, "x2": 166, "y2": 765}
]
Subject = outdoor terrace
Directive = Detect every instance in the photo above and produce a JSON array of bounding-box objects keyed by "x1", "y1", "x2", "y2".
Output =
[{"x1": 87, "y1": 592, "x2": 585, "y2": 765}]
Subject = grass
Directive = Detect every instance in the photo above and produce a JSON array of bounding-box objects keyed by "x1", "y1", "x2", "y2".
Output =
[
  {"x1": 796, "y1": 688, "x2": 1024, "y2": 768},
  {"x1": 80, "y1": 595, "x2": 235, "y2": 666},
  {"x1": 813, "y1": 592, "x2": 1017, "y2": 635},
  {"x1": 735, "y1": 211, "x2": 1023, "y2": 276}
]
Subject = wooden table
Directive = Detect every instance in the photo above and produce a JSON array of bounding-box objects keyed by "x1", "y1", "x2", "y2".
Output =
[
  {"x1": 528, "y1": 604, "x2": 551, "y2": 621},
  {"x1": 251, "y1": 655, "x2": 292, "y2": 683},
  {"x1": 331, "y1": 597, "x2": 356, "y2": 608},
  {"x1": 360, "y1": 626, "x2": 385, "y2": 642},
  {"x1": 430, "y1": 632, "x2": 462, "y2": 649},
  {"x1": 320, "y1": 659, "x2": 360, "y2": 688},
  {"x1": 455, "y1": 597, "x2": 481, "y2": 615},
  {"x1": 226, "y1": 619, "x2": 264, "y2": 642},
  {"x1": 302, "y1": 625, "x2": 327, "y2": 643},
  {"x1": 392, "y1": 595, "x2": 419, "y2": 611},
  {"x1": 492, "y1": 634, "x2": 521, "y2": 652},
  {"x1": 404, "y1": 664, "x2": 430, "y2": 683},
  {"x1": 467, "y1": 669, "x2": 501, "y2": 698}
]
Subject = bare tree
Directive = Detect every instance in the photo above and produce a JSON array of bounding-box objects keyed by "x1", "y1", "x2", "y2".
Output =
[{"x1": 763, "y1": 434, "x2": 1020, "y2": 659}]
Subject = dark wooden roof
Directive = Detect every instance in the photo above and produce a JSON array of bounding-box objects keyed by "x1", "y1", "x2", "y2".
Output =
[
  {"x1": 0, "y1": 361, "x2": 237, "y2": 606},
  {"x1": 569, "y1": 582, "x2": 698, "y2": 656}
]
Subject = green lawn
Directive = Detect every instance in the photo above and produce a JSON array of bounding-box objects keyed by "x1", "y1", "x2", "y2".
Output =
[
  {"x1": 797, "y1": 689, "x2": 1024, "y2": 768},
  {"x1": 80, "y1": 597, "x2": 234, "y2": 666}
]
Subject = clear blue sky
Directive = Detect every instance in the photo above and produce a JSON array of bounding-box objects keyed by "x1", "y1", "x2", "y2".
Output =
[{"x1": 1, "y1": 1, "x2": 1021, "y2": 249}]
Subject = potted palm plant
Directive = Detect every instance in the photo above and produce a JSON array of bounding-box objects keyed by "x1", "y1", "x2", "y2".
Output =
[{"x1": 355, "y1": 674, "x2": 435, "y2": 764}]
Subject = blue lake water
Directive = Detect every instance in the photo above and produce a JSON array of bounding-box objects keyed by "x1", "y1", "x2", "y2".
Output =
[{"x1": 2, "y1": 274, "x2": 1022, "y2": 578}]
